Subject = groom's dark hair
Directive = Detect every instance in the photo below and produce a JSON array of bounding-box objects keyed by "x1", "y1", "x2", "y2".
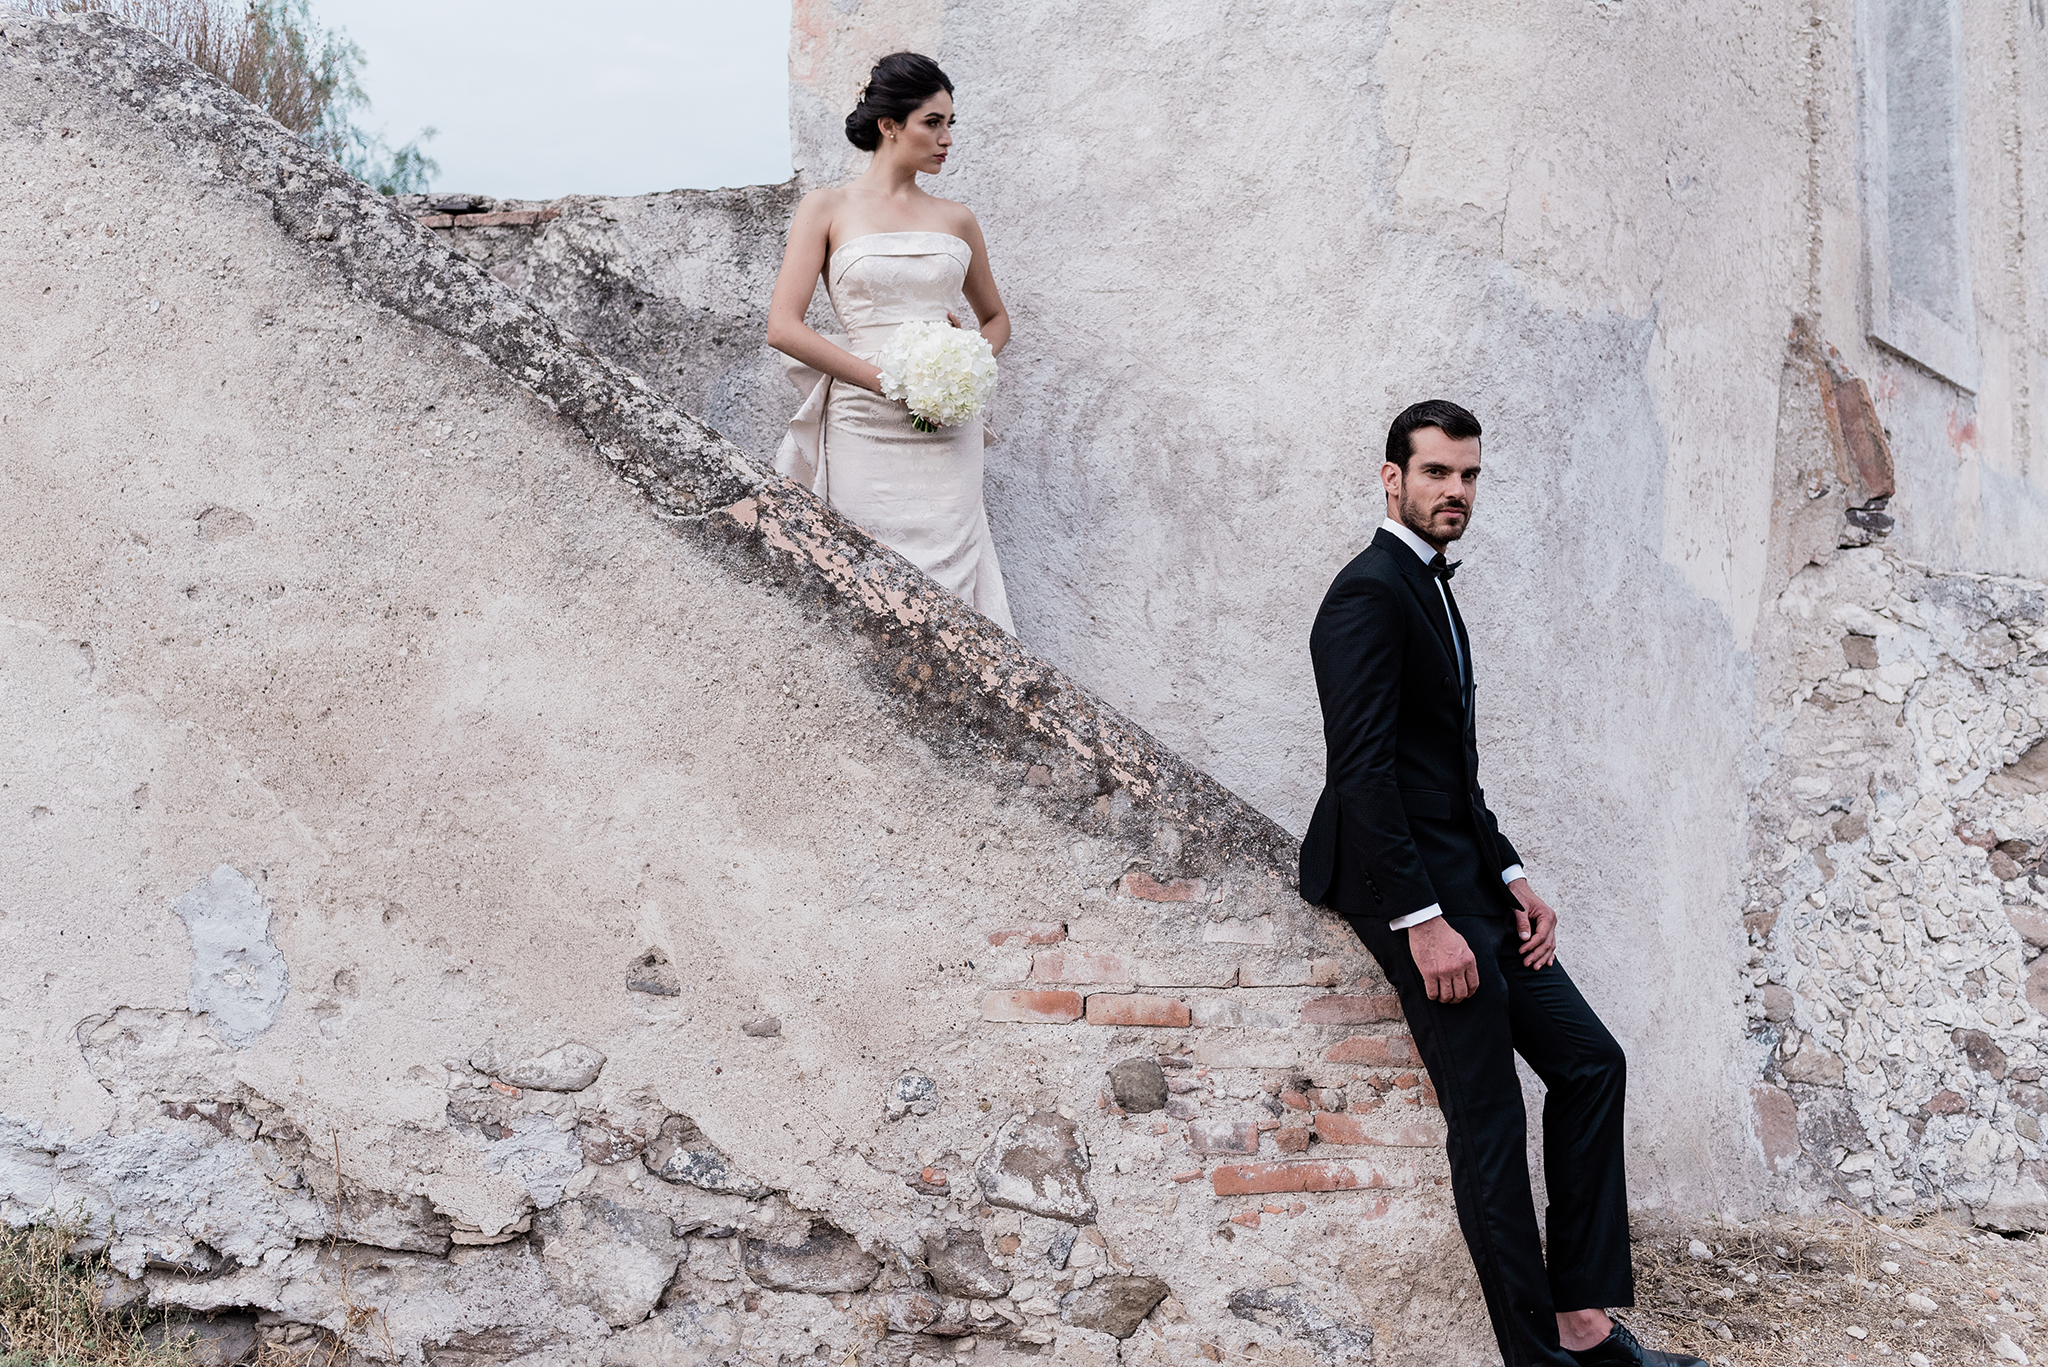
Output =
[{"x1": 1386, "y1": 399, "x2": 1482, "y2": 471}]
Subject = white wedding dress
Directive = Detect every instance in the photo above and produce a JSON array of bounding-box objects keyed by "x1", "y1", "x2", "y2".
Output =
[{"x1": 776, "y1": 231, "x2": 1014, "y2": 634}]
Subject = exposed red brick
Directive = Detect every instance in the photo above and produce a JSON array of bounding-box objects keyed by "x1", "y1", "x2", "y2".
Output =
[
  {"x1": 1085, "y1": 994, "x2": 1191, "y2": 1027},
  {"x1": 1024, "y1": 764, "x2": 1053, "y2": 786},
  {"x1": 989, "y1": 922, "x2": 1066, "y2": 946},
  {"x1": 1926, "y1": 1089, "x2": 1966, "y2": 1115},
  {"x1": 1229, "y1": 1210, "x2": 1261, "y2": 1227},
  {"x1": 1120, "y1": 871, "x2": 1206, "y2": 902},
  {"x1": 490, "y1": 1080, "x2": 522, "y2": 1097},
  {"x1": 1313, "y1": 1114, "x2": 1444, "y2": 1147},
  {"x1": 1308, "y1": 957, "x2": 1343, "y2": 987},
  {"x1": 995, "y1": 1234, "x2": 1022, "y2": 1254},
  {"x1": 981, "y1": 990, "x2": 1083, "y2": 1023},
  {"x1": 1420, "y1": 1078, "x2": 1439, "y2": 1108},
  {"x1": 416, "y1": 212, "x2": 455, "y2": 228},
  {"x1": 1170, "y1": 1169, "x2": 1205, "y2": 1183},
  {"x1": 1263, "y1": 1203, "x2": 1286, "y2": 1214},
  {"x1": 1392, "y1": 1071, "x2": 1418, "y2": 1089},
  {"x1": 1287, "y1": 1201, "x2": 1307, "y2": 1215},
  {"x1": 1300, "y1": 994, "x2": 1404, "y2": 1025},
  {"x1": 1279, "y1": 1090, "x2": 1311, "y2": 1111},
  {"x1": 1274, "y1": 1127, "x2": 1311, "y2": 1154},
  {"x1": 1255, "y1": 1118, "x2": 1280, "y2": 1131},
  {"x1": 1324, "y1": 1035, "x2": 1419, "y2": 1066},
  {"x1": 1188, "y1": 1119, "x2": 1260, "y2": 1155},
  {"x1": 1031, "y1": 950, "x2": 1136, "y2": 985},
  {"x1": 1211, "y1": 1161, "x2": 1372, "y2": 1196},
  {"x1": 1311, "y1": 1113, "x2": 1372, "y2": 1145}
]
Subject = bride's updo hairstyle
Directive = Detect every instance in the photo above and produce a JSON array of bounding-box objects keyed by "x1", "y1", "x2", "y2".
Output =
[{"x1": 844, "y1": 52, "x2": 954, "y2": 152}]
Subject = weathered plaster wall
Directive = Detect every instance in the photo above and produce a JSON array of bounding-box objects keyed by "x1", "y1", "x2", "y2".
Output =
[
  {"x1": 388, "y1": 186, "x2": 802, "y2": 463},
  {"x1": 1, "y1": 13, "x2": 1501, "y2": 1366},
  {"x1": 6, "y1": 3, "x2": 2048, "y2": 1362},
  {"x1": 771, "y1": 0, "x2": 2048, "y2": 1220},
  {"x1": 787, "y1": 0, "x2": 1809, "y2": 1212}
]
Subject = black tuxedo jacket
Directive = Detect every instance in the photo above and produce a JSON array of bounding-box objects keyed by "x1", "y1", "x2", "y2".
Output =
[{"x1": 1300, "y1": 527, "x2": 1520, "y2": 922}]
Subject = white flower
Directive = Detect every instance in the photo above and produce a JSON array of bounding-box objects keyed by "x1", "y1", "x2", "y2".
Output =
[{"x1": 874, "y1": 319, "x2": 998, "y2": 433}]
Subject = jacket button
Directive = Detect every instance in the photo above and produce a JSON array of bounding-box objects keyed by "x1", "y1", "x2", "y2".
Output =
[{"x1": 1441, "y1": 675, "x2": 1451, "y2": 687}]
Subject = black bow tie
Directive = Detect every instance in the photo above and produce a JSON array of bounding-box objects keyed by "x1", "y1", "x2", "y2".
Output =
[{"x1": 1428, "y1": 554, "x2": 1460, "y2": 582}]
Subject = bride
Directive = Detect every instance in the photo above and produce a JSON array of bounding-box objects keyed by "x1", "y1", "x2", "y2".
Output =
[{"x1": 765, "y1": 52, "x2": 1015, "y2": 634}]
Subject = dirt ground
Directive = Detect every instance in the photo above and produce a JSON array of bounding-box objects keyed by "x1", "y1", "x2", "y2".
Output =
[{"x1": 1622, "y1": 1209, "x2": 2047, "y2": 1366}]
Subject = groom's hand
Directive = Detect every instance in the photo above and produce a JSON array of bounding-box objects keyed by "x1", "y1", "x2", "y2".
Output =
[
  {"x1": 1508, "y1": 877, "x2": 1558, "y2": 970},
  {"x1": 1407, "y1": 917, "x2": 1479, "y2": 1003}
]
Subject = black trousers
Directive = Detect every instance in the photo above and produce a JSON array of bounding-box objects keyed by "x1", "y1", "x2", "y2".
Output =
[{"x1": 1349, "y1": 908, "x2": 1634, "y2": 1367}]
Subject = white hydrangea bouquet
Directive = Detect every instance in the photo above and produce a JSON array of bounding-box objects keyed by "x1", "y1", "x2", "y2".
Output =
[{"x1": 874, "y1": 320, "x2": 998, "y2": 433}]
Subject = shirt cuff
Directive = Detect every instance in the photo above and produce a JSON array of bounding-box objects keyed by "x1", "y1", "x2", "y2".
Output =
[
  {"x1": 1500, "y1": 864, "x2": 1526, "y2": 885},
  {"x1": 1388, "y1": 903, "x2": 1444, "y2": 930}
]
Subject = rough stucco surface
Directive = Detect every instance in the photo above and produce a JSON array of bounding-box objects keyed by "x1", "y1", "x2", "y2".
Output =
[
  {"x1": 387, "y1": 184, "x2": 803, "y2": 464},
  {"x1": 4, "y1": 5, "x2": 2048, "y2": 1365},
  {"x1": 0, "y1": 13, "x2": 1497, "y2": 1366},
  {"x1": 773, "y1": 0, "x2": 2048, "y2": 1219}
]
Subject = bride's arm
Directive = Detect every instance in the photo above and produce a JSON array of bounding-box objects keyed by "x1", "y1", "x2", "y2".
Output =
[
  {"x1": 957, "y1": 215, "x2": 1010, "y2": 355},
  {"x1": 765, "y1": 193, "x2": 884, "y2": 392}
]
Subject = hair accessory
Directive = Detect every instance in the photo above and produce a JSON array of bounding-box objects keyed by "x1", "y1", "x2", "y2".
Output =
[{"x1": 855, "y1": 79, "x2": 870, "y2": 106}]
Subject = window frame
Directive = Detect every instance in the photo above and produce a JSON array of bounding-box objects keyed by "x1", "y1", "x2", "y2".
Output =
[{"x1": 1856, "y1": 0, "x2": 1980, "y2": 393}]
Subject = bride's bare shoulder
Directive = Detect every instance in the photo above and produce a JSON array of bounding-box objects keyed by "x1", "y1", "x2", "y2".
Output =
[{"x1": 790, "y1": 186, "x2": 850, "y2": 228}]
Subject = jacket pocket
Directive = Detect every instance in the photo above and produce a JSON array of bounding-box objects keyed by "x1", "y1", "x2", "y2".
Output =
[{"x1": 1398, "y1": 788, "x2": 1455, "y2": 820}]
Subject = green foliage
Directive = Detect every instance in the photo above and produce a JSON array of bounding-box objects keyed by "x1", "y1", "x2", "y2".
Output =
[{"x1": 22, "y1": 0, "x2": 438, "y2": 194}]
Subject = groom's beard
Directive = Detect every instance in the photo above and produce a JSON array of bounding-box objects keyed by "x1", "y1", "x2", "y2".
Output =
[{"x1": 1398, "y1": 484, "x2": 1469, "y2": 545}]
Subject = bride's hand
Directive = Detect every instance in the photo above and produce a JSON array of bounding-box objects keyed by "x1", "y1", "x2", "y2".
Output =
[{"x1": 946, "y1": 311, "x2": 963, "y2": 329}]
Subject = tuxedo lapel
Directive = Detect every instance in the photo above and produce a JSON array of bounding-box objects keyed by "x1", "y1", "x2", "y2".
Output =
[
  {"x1": 1371, "y1": 528, "x2": 1459, "y2": 680},
  {"x1": 1441, "y1": 580, "x2": 1474, "y2": 713}
]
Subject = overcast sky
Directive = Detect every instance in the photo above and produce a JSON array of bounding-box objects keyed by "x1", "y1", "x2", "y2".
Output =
[{"x1": 317, "y1": 0, "x2": 793, "y2": 199}]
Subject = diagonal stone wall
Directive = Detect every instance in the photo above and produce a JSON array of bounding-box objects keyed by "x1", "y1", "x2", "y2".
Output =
[
  {"x1": 5, "y1": 9, "x2": 2047, "y2": 1367},
  {"x1": 0, "y1": 12, "x2": 1489, "y2": 1365}
]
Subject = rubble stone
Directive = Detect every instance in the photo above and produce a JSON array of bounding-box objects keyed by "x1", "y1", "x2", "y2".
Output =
[
  {"x1": 471, "y1": 1042, "x2": 606, "y2": 1092},
  {"x1": 1106, "y1": 1057, "x2": 1168, "y2": 1114},
  {"x1": 925, "y1": 1228, "x2": 1012, "y2": 1299},
  {"x1": 1061, "y1": 1274, "x2": 1170, "y2": 1338},
  {"x1": 642, "y1": 1116, "x2": 766, "y2": 1197},
  {"x1": 1227, "y1": 1287, "x2": 1376, "y2": 1364},
  {"x1": 973, "y1": 1112, "x2": 1096, "y2": 1223},
  {"x1": 739, "y1": 1222, "x2": 880, "y2": 1293},
  {"x1": 532, "y1": 1198, "x2": 686, "y2": 1328}
]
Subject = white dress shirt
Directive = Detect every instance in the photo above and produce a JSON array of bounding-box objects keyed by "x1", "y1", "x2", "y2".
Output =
[{"x1": 1376, "y1": 518, "x2": 1525, "y2": 929}]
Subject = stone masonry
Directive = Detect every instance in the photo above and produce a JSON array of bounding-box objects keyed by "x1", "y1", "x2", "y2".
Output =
[
  {"x1": 1745, "y1": 547, "x2": 2048, "y2": 1228},
  {"x1": 5, "y1": 8, "x2": 2048, "y2": 1367}
]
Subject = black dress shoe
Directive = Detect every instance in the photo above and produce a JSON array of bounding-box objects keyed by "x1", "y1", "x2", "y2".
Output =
[{"x1": 1566, "y1": 1319, "x2": 1708, "y2": 1367}]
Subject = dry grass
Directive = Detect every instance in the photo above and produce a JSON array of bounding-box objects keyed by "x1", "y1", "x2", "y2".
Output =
[
  {"x1": 0, "y1": 1220, "x2": 188, "y2": 1367},
  {"x1": 1627, "y1": 1208, "x2": 2048, "y2": 1366}
]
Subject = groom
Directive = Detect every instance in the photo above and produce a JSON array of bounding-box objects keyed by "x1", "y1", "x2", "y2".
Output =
[{"x1": 1299, "y1": 401, "x2": 1701, "y2": 1367}]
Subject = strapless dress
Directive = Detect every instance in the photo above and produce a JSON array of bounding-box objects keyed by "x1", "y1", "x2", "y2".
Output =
[{"x1": 775, "y1": 231, "x2": 1013, "y2": 634}]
